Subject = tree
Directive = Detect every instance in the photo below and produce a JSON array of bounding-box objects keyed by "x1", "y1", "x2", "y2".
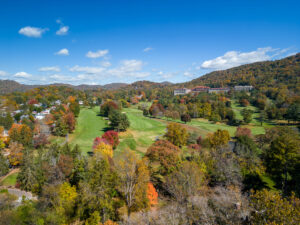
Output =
[
  {"x1": 285, "y1": 103, "x2": 300, "y2": 123},
  {"x1": 9, "y1": 124, "x2": 33, "y2": 147},
  {"x1": 100, "y1": 101, "x2": 119, "y2": 117},
  {"x1": 145, "y1": 140, "x2": 181, "y2": 185},
  {"x1": 164, "y1": 161, "x2": 205, "y2": 204},
  {"x1": 93, "y1": 137, "x2": 109, "y2": 149},
  {"x1": 181, "y1": 114, "x2": 191, "y2": 123},
  {"x1": 69, "y1": 101, "x2": 80, "y2": 117},
  {"x1": 147, "y1": 182, "x2": 158, "y2": 206},
  {"x1": 0, "y1": 151, "x2": 9, "y2": 176},
  {"x1": 102, "y1": 130, "x2": 119, "y2": 149},
  {"x1": 63, "y1": 112, "x2": 76, "y2": 133},
  {"x1": 143, "y1": 109, "x2": 149, "y2": 116},
  {"x1": 241, "y1": 108, "x2": 253, "y2": 124},
  {"x1": 264, "y1": 134, "x2": 300, "y2": 194},
  {"x1": 108, "y1": 110, "x2": 130, "y2": 131},
  {"x1": 33, "y1": 133, "x2": 49, "y2": 149},
  {"x1": 258, "y1": 110, "x2": 268, "y2": 126},
  {"x1": 207, "y1": 129, "x2": 230, "y2": 148},
  {"x1": 94, "y1": 142, "x2": 113, "y2": 158},
  {"x1": 8, "y1": 142, "x2": 24, "y2": 166},
  {"x1": 116, "y1": 149, "x2": 150, "y2": 214},
  {"x1": 250, "y1": 189, "x2": 300, "y2": 225},
  {"x1": 235, "y1": 127, "x2": 252, "y2": 138},
  {"x1": 53, "y1": 118, "x2": 68, "y2": 136},
  {"x1": 17, "y1": 150, "x2": 42, "y2": 193},
  {"x1": 164, "y1": 123, "x2": 189, "y2": 147}
]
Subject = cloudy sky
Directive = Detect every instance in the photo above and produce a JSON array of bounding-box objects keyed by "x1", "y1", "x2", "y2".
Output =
[{"x1": 0, "y1": 0, "x2": 299, "y2": 85}]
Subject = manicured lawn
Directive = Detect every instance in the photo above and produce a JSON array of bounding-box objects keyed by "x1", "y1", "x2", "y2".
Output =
[
  {"x1": 68, "y1": 107, "x2": 109, "y2": 155},
  {"x1": 0, "y1": 172, "x2": 18, "y2": 186},
  {"x1": 115, "y1": 107, "x2": 166, "y2": 156}
]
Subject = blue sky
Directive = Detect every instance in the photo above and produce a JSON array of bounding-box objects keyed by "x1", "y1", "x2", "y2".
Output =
[{"x1": 0, "y1": 0, "x2": 299, "y2": 85}]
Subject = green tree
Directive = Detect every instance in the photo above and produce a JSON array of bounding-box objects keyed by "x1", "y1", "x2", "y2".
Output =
[
  {"x1": 241, "y1": 108, "x2": 253, "y2": 124},
  {"x1": 264, "y1": 134, "x2": 300, "y2": 194},
  {"x1": 0, "y1": 151, "x2": 9, "y2": 176},
  {"x1": 108, "y1": 110, "x2": 130, "y2": 131}
]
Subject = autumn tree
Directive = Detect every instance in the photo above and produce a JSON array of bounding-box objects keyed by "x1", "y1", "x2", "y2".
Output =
[
  {"x1": 235, "y1": 127, "x2": 252, "y2": 138},
  {"x1": 94, "y1": 142, "x2": 113, "y2": 158},
  {"x1": 145, "y1": 140, "x2": 181, "y2": 186},
  {"x1": 102, "y1": 130, "x2": 119, "y2": 149},
  {"x1": 116, "y1": 149, "x2": 150, "y2": 214},
  {"x1": 181, "y1": 113, "x2": 191, "y2": 123},
  {"x1": 164, "y1": 161, "x2": 205, "y2": 204},
  {"x1": 63, "y1": 112, "x2": 76, "y2": 133},
  {"x1": 147, "y1": 182, "x2": 158, "y2": 206},
  {"x1": 164, "y1": 123, "x2": 189, "y2": 147},
  {"x1": 8, "y1": 142, "x2": 24, "y2": 166},
  {"x1": 100, "y1": 101, "x2": 119, "y2": 117},
  {"x1": 9, "y1": 124, "x2": 33, "y2": 147},
  {"x1": 207, "y1": 129, "x2": 230, "y2": 148},
  {"x1": 250, "y1": 189, "x2": 300, "y2": 224},
  {"x1": 0, "y1": 151, "x2": 9, "y2": 176}
]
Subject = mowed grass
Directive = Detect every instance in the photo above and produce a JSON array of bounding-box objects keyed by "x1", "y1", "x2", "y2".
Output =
[
  {"x1": 0, "y1": 172, "x2": 18, "y2": 186},
  {"x1": 115, "y1": 107, "x2": 166, "y2": 157},
  {"x1": 68, "y1": 107, "x2": 108, "y2": 155}
]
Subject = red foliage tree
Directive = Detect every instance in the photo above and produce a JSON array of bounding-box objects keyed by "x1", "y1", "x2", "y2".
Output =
[
  {"x1": 102, "y1": 130, "x2": 119, "y2": 149},
  {"x1": 63, "y1": 112, "x2": 76, "y2": 133},
  {"x1": 93, "y1": 137, "x2": 109, "y2": 149},
  {"x1": 145, "y1": 140, "x2": 180, "y2": 175},
  {"x1": 235, "y1": 127, "x2": 252, "y2": 138}
]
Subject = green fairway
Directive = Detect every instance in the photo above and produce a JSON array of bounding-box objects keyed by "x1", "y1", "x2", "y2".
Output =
[
  {"x1": 115, "y1": 107, "x2": 166, "y2": 156},
  {"x1": 0, "y1": 172, "x2": 18, "y2": 186},
  {"x1": 69, "y1": 107, "x2": 109, "y2": 155}
]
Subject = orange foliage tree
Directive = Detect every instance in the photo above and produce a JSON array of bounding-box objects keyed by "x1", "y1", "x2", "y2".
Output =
[{"x1": 147, "y1": 182, "x2": 158, "y2": 206}]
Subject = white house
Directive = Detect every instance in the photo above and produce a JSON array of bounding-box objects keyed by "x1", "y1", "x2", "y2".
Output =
[{"x1": 174, "y1": 88, "x2": 191, "y2": 96}]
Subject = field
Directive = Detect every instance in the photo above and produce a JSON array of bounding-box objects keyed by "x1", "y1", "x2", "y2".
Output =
[
  {"x1": 52, "y1": 101, "x2": 274, "y2": 156},
  {"x1": 114, "y1": 107, "x2": 166, "y2": 156},
  {"x1": 0, "y1": 172, "x2": 18, "y2": 186},
  {"x1": 51, "y1": 107, "x2": 109, "y2": 155}
]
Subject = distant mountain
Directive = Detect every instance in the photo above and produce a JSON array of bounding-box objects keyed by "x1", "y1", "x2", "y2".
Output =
[
  {"x1": 182, "y1": 53, "x2": 300, "y2": 92},
  {"x1": 0, "y1": 80, "x2": 129, "y2": 94}
]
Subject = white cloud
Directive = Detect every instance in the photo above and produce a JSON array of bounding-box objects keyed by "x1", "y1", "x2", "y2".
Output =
[
  {"x1": 201, "y1": 47, "x2": 281, "y2": 70},
  {"x1": 69, "y1": 65, "x2": 105, "y2": 74},
  {"x1": 100, "y1": 61, "x2": 112, "y2": 67},
  {"x1": 107, "y1": 60, "x2": 149, "y2": 78},
  {"x1": 86, "y1": 49, "x2": 109, "y2": 58},
  {"x1": 0, "y1": 70, "x2": 8, "y2": 76},
  {"x1": 14, "y1": 72, "x2": 32, "y2": 78},
  {"x1": 183, "y1": 71, "x2": 194, "y2": 77},
  {"x1": 56, "y1": 26, "x2": 69, "y2": 35},
  {"x1": 55, "y1": 48, "x2": 69, "y2": 56},
  {"x1": 19, "y1": 26, "x2": 48, "y2": 38},
  {"x1": 143, "y1": 47, "x2": 153, "y2": 52},
  {"x1": 158, "y1": 71, "x2": 163, "y2": 75},
  {"x1": 39, "y1": 66, "x2": 60, "y2": 72}
]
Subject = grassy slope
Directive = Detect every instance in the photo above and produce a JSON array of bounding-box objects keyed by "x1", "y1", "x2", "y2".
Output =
[
  {"x1": 69, "y1": 107, "x2": 108, "y2": 155},
  {"x1": 115, "y1": 107, "x2": 166, "y2": 157},
  {"x1": 0, "y1": 173, "x2": 18, "y2": 186}
]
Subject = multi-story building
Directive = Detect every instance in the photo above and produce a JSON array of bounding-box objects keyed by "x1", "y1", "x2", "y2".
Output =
[
  {"x1": 174, "y1": 88, "x2": 191, "y2": 95},
  {"x1": 191, "y1": 86, "x2": 210, "y2": 93},
  {"x1": 208, "y1": 87, "x2": 230, "y2": 93},
  {"x1": 234, "y1": 85, "x2": 253, "y2": 92}
]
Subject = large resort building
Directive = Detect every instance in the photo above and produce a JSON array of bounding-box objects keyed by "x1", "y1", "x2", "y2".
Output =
[{"x1": 174, "y1": 85, "x2": 253, "y2": 96}]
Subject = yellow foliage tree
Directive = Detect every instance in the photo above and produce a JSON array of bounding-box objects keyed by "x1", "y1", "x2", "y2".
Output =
[
  {"x1": 207, "y1": 129, "x2": 230, "y2": 148},
  {"x1": 164, "y1": 123, "x2": 189, "y2": 147},
  {"x1": 94, "y1": 142, "x2": 113, "y2": 158}
]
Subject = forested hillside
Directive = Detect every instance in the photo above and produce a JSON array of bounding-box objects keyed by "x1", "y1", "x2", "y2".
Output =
[{"x1": 183, "y1": 53, "x2": 300, "y2": 92}]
